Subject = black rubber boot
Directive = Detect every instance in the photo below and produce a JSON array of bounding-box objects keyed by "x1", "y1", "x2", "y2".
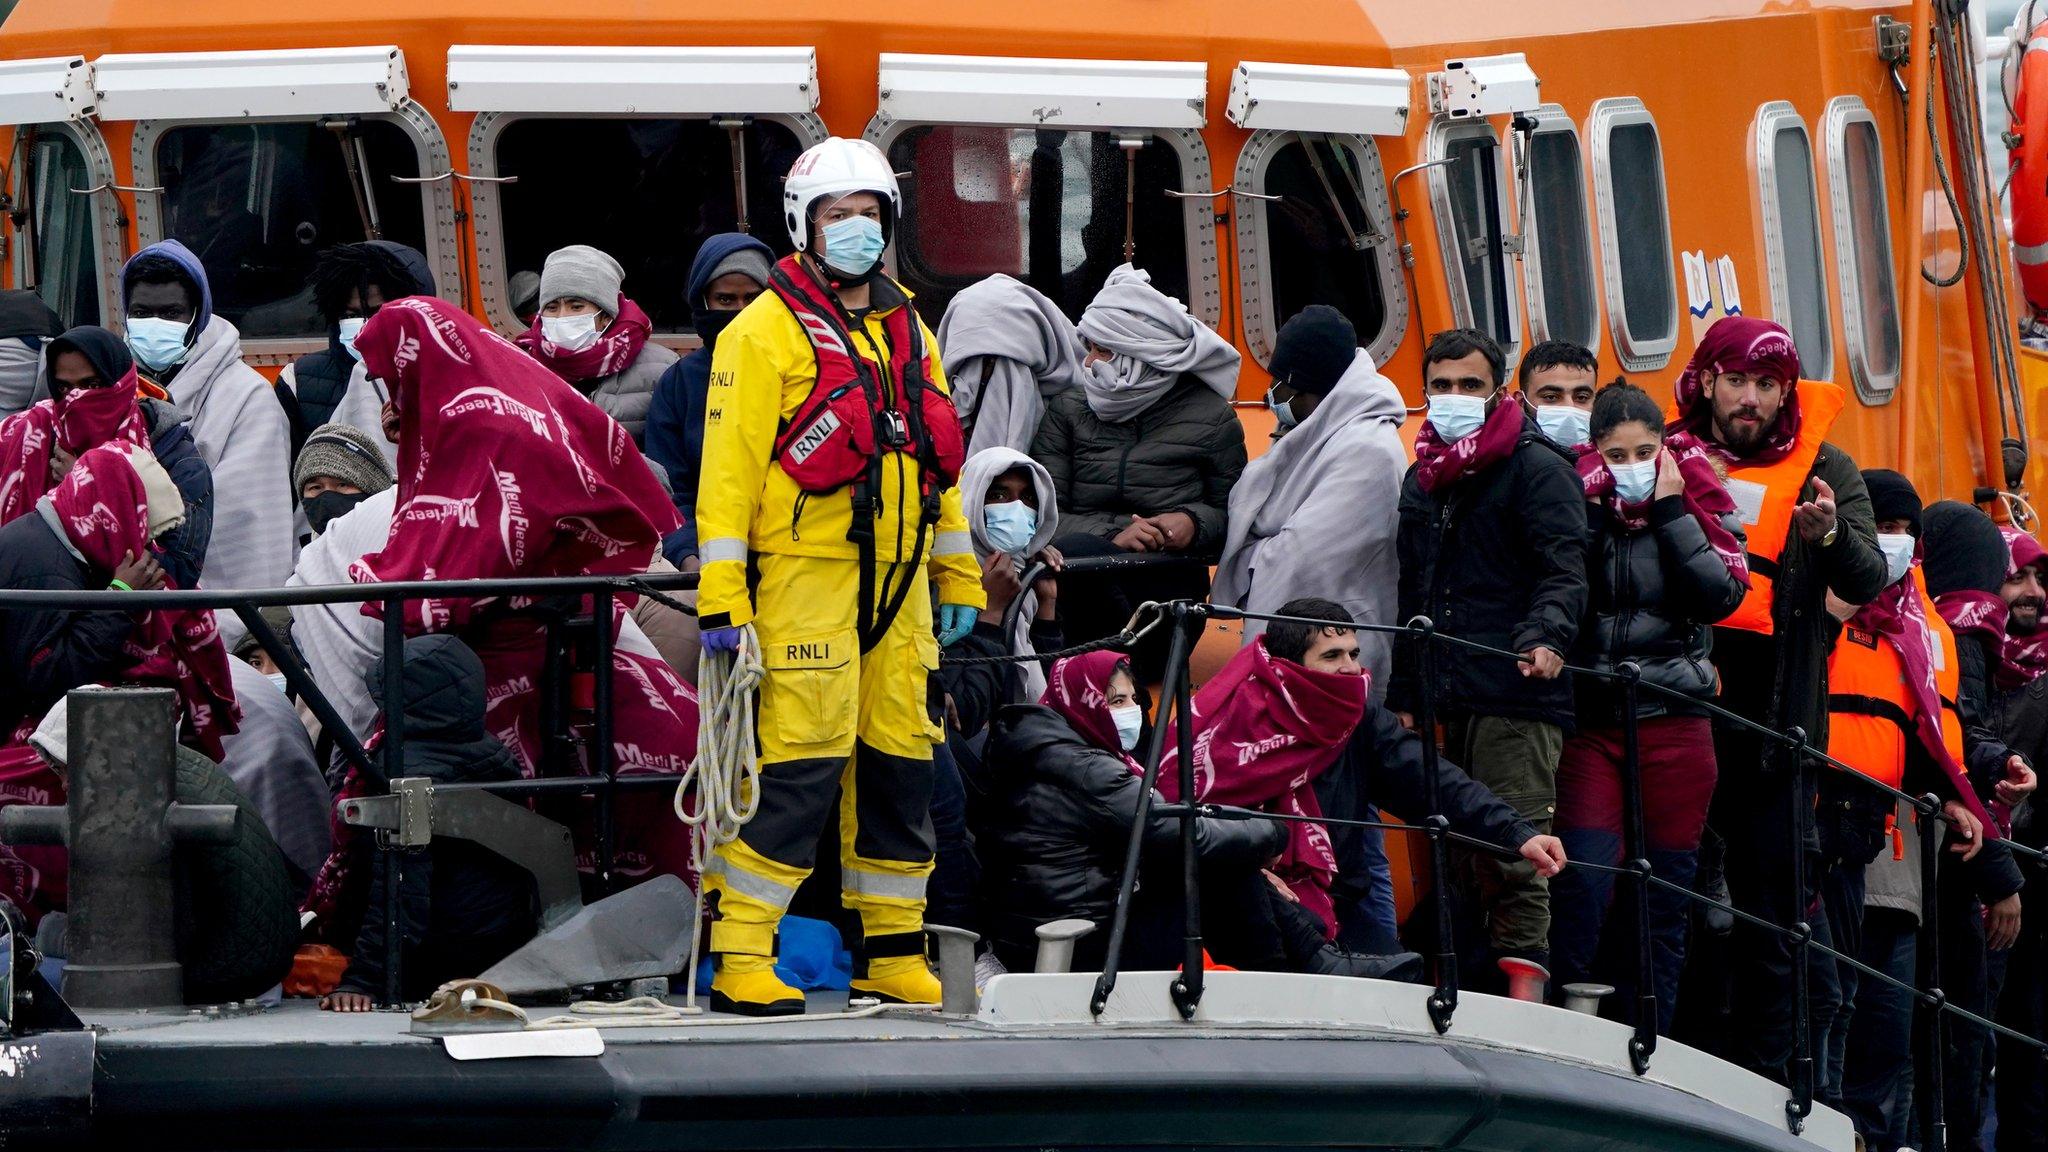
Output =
[{"x1": 1273, "y1": 885, "x2": 1426, "y2": 983}]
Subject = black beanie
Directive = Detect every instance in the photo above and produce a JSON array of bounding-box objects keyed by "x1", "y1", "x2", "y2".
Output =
[
  {"x1": 1860, "y1": 469, "x2": 1923, "y2": 538},
  {"x1": 1922, "y1": 500, "x2": 2008, "y2": 597},
  {"x1": 1268, "y1": 305, "x2": 1357, "y2": 396}
]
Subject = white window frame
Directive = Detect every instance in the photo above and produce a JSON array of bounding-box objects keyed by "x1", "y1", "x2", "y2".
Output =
[
  {"x1": 1588, "y1": 96, "x2": 1680, "y2": 372},
  {"x1": 874, "y1": 54, "x2": 1206, "y2": 131},
  {"x1": 1752, "y1": 100, "x2": 1834, "y2": 381},
  {"x1": 1823, "y1": 95, "x2": 1902, "y2": 402},
  {"x1": 466, "y1": 110, "x2": 828, "y2": 342},
  {"x1": 1518, "y1": 104, "x2": 1600, "y2": 353},
  {"x1": 130, "y1": 101, "x2": 461, "y2": 366},
  {"x1": 8, "y1": 119, "x2": 128, "y2": 327},
  {"x1": 447, "y1": 46, "x2": 818, "y2": 116},
  {"x1": 1232, "y1": 128, "x2": 1406, "y2": 367},
  {"x1": 862, "y1": 115, "x2": 1223, "y2": 326},
  {"x1": 1425, "y1": 115, "x2": 1521, "y2": 359}
]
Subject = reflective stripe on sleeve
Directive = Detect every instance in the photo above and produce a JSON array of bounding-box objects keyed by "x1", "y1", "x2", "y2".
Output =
[{"x1": 701, "y1": 537, "x2": 749, "y2": 564}]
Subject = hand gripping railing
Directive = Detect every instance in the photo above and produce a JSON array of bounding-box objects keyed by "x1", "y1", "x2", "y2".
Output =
[
  {"x1": 0, "y1": 570, "x2": 699, "y2": 1007},
  {"x1": 1042, "y1": 598, "x2": 2048, "y2": 1139}
]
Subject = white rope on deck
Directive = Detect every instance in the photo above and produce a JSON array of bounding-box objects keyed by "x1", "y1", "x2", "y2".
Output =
[{"x1": 675, "y1": 624, "x2": 765, "y2": 1009}]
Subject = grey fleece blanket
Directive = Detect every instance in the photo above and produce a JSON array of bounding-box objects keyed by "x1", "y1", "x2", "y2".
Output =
[
  {"x1": 937, "y1": 274, "x2": 1085, "y2": 457},
  {"x1": 1075, "y1": 264, "x2": 1239, "y2": 422},
  {"x1": 1212, "y1": 350, "x2": 1408, "y2": 703}
]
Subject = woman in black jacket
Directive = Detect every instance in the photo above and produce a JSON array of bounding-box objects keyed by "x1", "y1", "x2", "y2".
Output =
[
  {"x1": 1547, "y1": 382, "x2": 1749, "y2": 1033},
  {"x1": 977, "y1": 650, "x2": 1420, "y2": 980}
]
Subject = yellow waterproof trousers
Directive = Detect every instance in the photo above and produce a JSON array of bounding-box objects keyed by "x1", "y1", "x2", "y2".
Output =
[{"x1": 704, "y1": 552, "x2": 941, "y2": 964}]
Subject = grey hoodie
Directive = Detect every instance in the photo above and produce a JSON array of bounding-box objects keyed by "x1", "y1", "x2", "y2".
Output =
[
  {"x1": 959, "y1": 445, "x2": 1060, "y2": 701},
  {"x1": 1212, "y1": 349, "x2": 1408, "y2": 703}
]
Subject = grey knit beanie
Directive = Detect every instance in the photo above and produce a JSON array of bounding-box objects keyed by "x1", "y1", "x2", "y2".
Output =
[
  {"x1": 294, "y1": 422, "x2": 395, "y2": 495},
  {"x1": 704, "y1": 248, "x2": 774, "y2": 298},
  {"x1": 538, "y1": 245, "x2": 625, "y2": 312}
]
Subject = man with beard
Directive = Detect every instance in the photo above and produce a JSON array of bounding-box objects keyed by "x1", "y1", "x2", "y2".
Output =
[
  {"x1": 1991, "y1": 524, "x2": 2048, "y2": 1150},
  {"x1": 1667, "y1": 317, "x2": 1887, "y2": 1088}
]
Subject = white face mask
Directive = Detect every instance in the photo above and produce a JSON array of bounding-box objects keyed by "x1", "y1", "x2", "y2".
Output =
[
  {"x1": 1534, "y1": 404, "x2": 1591, "y2": 448},
  {"x1": 1609, "y1": 458, "x2": 1659, "y2": 504},
  {"x1": 265, "y1": 671, "x2": 290, "y2": 695},
  {"x1": 337, "y1": 316, "x2": 368, "y2": 363},
  {"x1": 1426, "y1": 393, "x2": 1489, "y2": 442},
  {"x1": 1878, "y1": 532, "x2": 1917, "y2": 587},
  {"x1": 1109, "y1": 704, "x2": 1143, "y2": 752},
  {"x1": 541, "y1": 311, "x2": 602, "y2": 352}
]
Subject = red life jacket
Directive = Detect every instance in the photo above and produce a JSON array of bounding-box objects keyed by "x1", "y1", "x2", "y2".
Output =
[{"x1": 766, "y1": 256, "x2": 965, "y2": 496}]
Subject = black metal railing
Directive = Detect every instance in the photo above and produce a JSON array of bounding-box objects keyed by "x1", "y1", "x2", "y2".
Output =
[
  {"x1": 1084, "y1": 599, "x2": 2048, "y2": 1140},
  {"x1": 0, "y1": 570, "x2": 697, "y2": 1008},
  {"x1": 5, "y1": 559, "x2": 2045, "y2": 1143}
]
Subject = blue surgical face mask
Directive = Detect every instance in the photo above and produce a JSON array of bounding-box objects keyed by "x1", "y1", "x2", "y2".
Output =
[
  {"x1": 1426, "y1": 393, "x2": 1489, "y2": 442},
  {"x1": 1878, "y1": 532, "x2": 1917, "y2": 587},
  {"x1": 1109, "y1": 703, "x2": 1144, "y2": 752},
  {"x1": 1609, "y1": 458, "x2": 1659, "y2": 503},
  {"x1": 820, "y1": 215, "x2": 886, "y2": 277},
  {"x1": 1266, "y1": 386, "x2": 1298, "y2": 430},
  {"x1": 126, "y1": 317, "x2": 191, "y2": 373},
  {"x1": 265, "y1": 671, "x2": 290, "y2": 695},
  {"x1": 983, "y1": 499, "x2": 1037, "y2": 554},
  {"x1": 1534, "y1": 404, "x2": 1591, "y2": 449},
  {"x1": 337, "y1": 316, "x2": 368, "y2": 363}
]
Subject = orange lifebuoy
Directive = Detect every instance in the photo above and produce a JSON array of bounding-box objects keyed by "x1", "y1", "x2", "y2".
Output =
[{"x1": 2010, "y1": 19, "x2": 2048, "y2": 315}]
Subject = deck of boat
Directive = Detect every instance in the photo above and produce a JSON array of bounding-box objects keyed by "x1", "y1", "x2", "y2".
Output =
[{"x1": 49, "y1": 971, "x2": 1856, "y2": 1152}]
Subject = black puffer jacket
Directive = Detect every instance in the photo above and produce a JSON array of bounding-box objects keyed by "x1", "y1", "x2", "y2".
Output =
[
  {"x1": 1574, "y1": 496, "x2": 1750, "y2": 725},
  {"x1": 1031, "y1": 376, "x2": 1248, "y2": 559},
  {"x1": 341, "y1": 634, "x2": 535, "y2": 999},
  {"x1": 1390, "y1": 419, "x2": 1589, "y2": 728},
  {"x1": 979, "y1": 704, "x2": 1284, "y2": 964}
]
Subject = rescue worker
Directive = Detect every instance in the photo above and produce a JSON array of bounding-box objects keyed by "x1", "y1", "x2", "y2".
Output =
[
  {"x1": 1667, "y1": 316, "x2": 1887, "y2": 1086},
  {"x1": 696, "y1": 137, "x2": 982, "y2": 1015}
]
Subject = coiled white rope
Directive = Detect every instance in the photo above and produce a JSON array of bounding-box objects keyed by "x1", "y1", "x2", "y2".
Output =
[{"x1": 675, "y1": 624, "x2": 765, "y2": 1008}]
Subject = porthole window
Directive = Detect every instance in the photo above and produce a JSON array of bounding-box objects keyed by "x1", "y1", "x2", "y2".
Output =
[
  {"x1": 1824, "y1": 96, "x2": 1902, "y2": 401},
  {"x1": 11, "y1": 126, "x2": 100, "y2": 327},
  {"x1": 1521, "y1": 105, "x2": 1599, "y2": 353},
  {"x1": 1233, "y1": 129, "x2": 1404, "y2": 367},
  {"x1": 492, "y1": 117, "x2": 803, "y2": 331},
  {"x1": 1589, "y1": 98, "x2": 1680, "y2": 371},
  {"x1": 153, "y1": 119, "x2": 427, "y2": 340},
  {"x1": 1427, "y1": 118, "x2": 1519, "y2": 353},
  {"x1": 885, "y1": 125, "x2": 1191, "y2": 321},
  {"x1": 1753, "y1": 102, "x2": 1833, "y2": 380}
]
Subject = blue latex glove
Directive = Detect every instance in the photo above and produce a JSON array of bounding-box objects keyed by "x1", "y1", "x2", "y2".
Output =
[
  {"x1": 936, "y1": 603, "x2": 977, "y2": 648},
  {"x1": 702, "y1": 626, "x2": 743, "y2": 654}
]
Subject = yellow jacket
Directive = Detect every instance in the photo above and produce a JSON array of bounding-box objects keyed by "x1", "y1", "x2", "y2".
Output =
[{"x1": 696, "y1": 277, "x2": 983, "y2": 629}]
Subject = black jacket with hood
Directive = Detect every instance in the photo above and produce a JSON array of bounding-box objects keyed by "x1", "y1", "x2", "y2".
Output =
[
  {"x1": 1390, "y1": 413, "x2": 1589, "y2": 729},
  {"x1": 339, "y1": 634, "x2": 536, "y2": 999},
  {"x1": 977, "y1": 704, "x2": 1285, "y2": 965},
  {"x1": 1574, "y1": 496, "x2": 1750, "y2": 725}
]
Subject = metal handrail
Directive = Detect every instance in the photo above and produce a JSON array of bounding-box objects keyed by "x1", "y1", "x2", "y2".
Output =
[{"x1": 1090, "y1": 598, "x2": 2048, "y2": 1140}]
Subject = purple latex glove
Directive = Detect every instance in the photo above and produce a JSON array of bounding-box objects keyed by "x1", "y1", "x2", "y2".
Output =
[{"x1": 702, "y1": 626, "x2": 743, "y2": 654}]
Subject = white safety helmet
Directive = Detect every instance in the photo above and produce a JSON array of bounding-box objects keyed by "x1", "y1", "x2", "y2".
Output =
[{"x1": 782, "y1": 136, "x2": 902, "y2": 254}]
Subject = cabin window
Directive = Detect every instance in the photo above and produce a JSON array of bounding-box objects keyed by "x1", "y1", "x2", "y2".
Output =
[
  {"x1": 1233, "y1": 129, "x2": 1404, "y2": 368},
  {"x1": 1589, "y1": 98, "x2": 1679, "y2": 371},
  {"x1": 492, "y1": 117, "x2": 803, "y2": 332},
  {"x1": 1754, "y1": 102, "x2": 1832, "y2": 379},
  {"x1": 884, "y1": 126, "x2": 1191, "y2": 321},
  {"x1": 11, "y1": 126, "x2": 99, "y2": 327},
  {"x1": 1427, "y1": 119, "x2": 1518, "y2": 354},
  {"x1": 153, "y1": 119, "x2": 428, "y2": 340},
  {"x1": 1825, "y1": 97, "x2": 1901, "y2": 400},
  {"x1": 1521, "y1": 107, "x2": 1598, "y2": 352}
]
